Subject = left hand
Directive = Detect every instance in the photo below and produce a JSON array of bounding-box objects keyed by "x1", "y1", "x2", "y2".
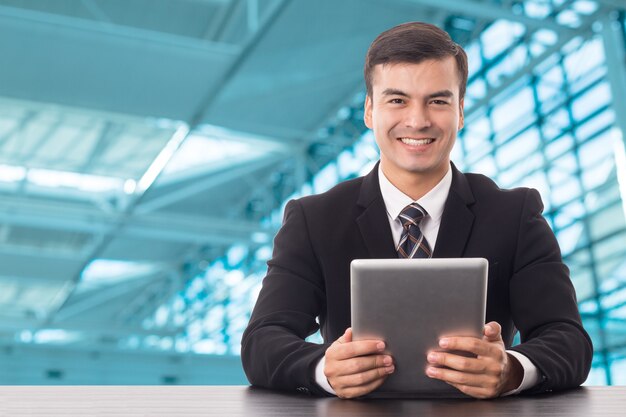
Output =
[{"x1": 425, "y1": 321, "x2": 523, "y2": 399}]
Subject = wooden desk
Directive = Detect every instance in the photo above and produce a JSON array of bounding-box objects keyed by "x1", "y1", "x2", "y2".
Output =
[{"x1": 0, "y1": 386, "x2": 623, "y2": 416}]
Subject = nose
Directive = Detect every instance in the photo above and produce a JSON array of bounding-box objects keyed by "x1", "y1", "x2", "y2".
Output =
[{"x1": 402, "y1": 104, "x2": 431, "y2": 130}]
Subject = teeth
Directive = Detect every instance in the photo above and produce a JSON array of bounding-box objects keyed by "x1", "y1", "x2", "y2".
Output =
[{"x1": 400, "y1": 138, "x2": 433, "y2": 146}]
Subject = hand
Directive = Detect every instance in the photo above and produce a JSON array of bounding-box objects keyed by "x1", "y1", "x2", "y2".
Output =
[
  {"x1": 324, "y1": 328, "x2": 395, "y2": 399},
  {"x1": 425, "y1": 321, "x2": 523, "y2": 399}
]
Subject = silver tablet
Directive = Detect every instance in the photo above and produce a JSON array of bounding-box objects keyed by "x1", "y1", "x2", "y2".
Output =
[{"x1": 351, "y1": 258, "x2": 488, "y2": 398}]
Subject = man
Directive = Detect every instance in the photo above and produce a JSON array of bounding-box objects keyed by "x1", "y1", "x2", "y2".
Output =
[{"x1": 241, "y1": 22, "x2": 592, "y2": 399}]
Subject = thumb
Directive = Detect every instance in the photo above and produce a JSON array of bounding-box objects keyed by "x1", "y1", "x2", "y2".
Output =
[
  {"x1": 484, "y1": 321, "x2": 502, "y2": 342},
  {"x1": 337, "y1": 327, "x2": 353, "y2": 344}
]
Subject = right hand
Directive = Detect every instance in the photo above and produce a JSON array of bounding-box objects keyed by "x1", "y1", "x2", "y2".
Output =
[{"x1": 323, "y1": 327, "x2": 395, "y2": 399}]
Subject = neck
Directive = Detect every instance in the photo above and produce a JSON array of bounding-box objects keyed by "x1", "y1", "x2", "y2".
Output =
[{"x1": 380, "y1": 162, "x2": 449, "y2": 201}]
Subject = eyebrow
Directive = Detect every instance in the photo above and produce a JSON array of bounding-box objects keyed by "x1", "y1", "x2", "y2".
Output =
[
  {"x1": 380, "y1": 88, "x2": 455, "y2": 99},
  {"x1": 381, "y1": 88, "x2": 410, "y2": 97},
  {"x1": 427, "y1": 90, "x2": 454, "y2": 99}
]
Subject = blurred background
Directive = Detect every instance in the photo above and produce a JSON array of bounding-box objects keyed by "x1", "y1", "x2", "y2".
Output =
[{"x1": 0, "y1": 0, "x2": 624, "y2": 386}]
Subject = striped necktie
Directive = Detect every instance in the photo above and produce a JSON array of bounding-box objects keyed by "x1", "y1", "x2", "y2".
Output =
[{"x1": 397, "y1": 203, "x2": 432, "y2": 259}]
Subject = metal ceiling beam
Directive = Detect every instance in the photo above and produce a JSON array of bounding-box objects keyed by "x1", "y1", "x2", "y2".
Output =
[
  {"x1": 51, "y1": 273, "x2": 168, "y2": 323},
  {"x1": 0, "y1": 245, "x2": 85, "y2": 263},
  {"x1": 0, "y1": 4, "x2": 241, "y2": 55},
  {"x1": 16, "y1": 117, "x2": 64, "y2": 167},
  {"x1": 191, "y1": 0, "x2": 290, "y2": 124},
  {"x1": 80, "y1": 0, "x2": 113, "y2": 23},
  {"x1": 596, "y1": 0, "x2": 626, "y2": 11},
  {"x1": 0, "y1": 96, "x2": 165, "y2": 126},
  {"x1": 0, "y1": 250, "x2": 84, "y2": 282},
  {"x1": 113, "y1": 272, "x2": 180, "y2": 327},
  {"x1": 195, "y1": 118, "x2": 312, "y2": 144},
  {"x1": 0, "y1": 318, "x2": 180, "y2": 338},
  {"x1": 0, "y1": 196, "x2": 272, "y2": 245},
  {"x1": 202, "y1": 0, "x2": 239, "y2": 41},
  {"x1": 404, "y1": 0, "x2": 574, "y2": 34},
  {"x1": 127, "y1": 214, "x2": 272, "y2": 244},
  {"x1": 193, "y1": 124, "x2": 296, "y2": 150},
  {"x1": 601, "y1": 13, "x2": 626, "y2": 146},
  {"x1": 136, "y1": 152, "x2": 288, "y2": 214},
  {"x1": 79, "y1": 121, "x2": 118, "y2": 172},
  {"x1": 0, "y1": 110, "x2": 36, "y2": 148}
]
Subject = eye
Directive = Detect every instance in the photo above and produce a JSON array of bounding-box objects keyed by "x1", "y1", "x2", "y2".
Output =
[
  {"x1": 389, "y1": 98, "x2": 405, "y2": 104},
  {"x1": 431, "y1": 99, "x2": 449, "y2": 105}
]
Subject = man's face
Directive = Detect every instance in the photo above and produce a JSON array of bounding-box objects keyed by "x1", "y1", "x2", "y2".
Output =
[{"x1": 364, "y1": 57, "x2": 464, "y2": 185}]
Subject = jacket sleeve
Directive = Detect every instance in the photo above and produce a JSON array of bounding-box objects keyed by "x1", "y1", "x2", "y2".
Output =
[
  {"x1": 507, "y1": 188, "x2": 593, "y2": 393},
  {"x1": 241, "y1": 199, "x2": 332, "y2": 396}
]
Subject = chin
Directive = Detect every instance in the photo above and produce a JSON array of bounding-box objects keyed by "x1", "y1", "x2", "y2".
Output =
[
  {"x1": 405, "y1": 167, "x2": 434, "y2": 175},
  {"x1": 400, "y1": 161, "x2": 445, "y2": 176},
  {"x1": 399, "y1": 160, "x2": 434, "y2": 172}
]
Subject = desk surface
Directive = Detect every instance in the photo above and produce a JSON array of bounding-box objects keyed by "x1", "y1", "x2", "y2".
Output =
[{"x1": 0, "y1": 385, "x2": 623, "y2": 416}]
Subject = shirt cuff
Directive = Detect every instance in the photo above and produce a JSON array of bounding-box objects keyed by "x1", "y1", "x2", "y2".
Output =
[
  {"x1": 315, "y1": 356, "x2": 337, "y2": 395},
  {"x1": 501, "y1": 350, "x2": 540, "y2": 396}
]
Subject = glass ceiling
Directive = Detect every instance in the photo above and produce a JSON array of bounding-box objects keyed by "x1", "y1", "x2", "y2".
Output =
[{"x1": 0, "y1": 98, "x2": 284, "y2": 199}]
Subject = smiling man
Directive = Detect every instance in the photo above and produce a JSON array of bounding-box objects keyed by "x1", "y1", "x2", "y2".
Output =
[
  {"x1": 241, "y1": 22, "x2": 592, "y2": 399},
  {"x1": 365, "y1": 58, "x2": 462, "y2": 201}
]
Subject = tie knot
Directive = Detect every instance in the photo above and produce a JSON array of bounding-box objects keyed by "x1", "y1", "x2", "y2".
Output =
[{"x1": 399, "y1": 203, "x2": 427, "y2": 229}]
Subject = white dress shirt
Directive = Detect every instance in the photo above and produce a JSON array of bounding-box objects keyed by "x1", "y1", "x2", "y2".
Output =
[{"x1": 315, "y1": 164, "x2": 538, "y2": 396}]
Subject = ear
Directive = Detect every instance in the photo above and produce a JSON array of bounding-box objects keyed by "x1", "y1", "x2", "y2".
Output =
[
  {"x1": 458, "y1": 97, "x2": 465, "y2": 131},
  {"x1": 364, "y1": 95, "x2": 373, "y2": 129}
]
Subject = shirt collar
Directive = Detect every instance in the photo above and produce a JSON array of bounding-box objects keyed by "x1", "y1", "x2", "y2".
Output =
[{"x1": 378, "y1": 163, "x2": 452, "y2": 222}]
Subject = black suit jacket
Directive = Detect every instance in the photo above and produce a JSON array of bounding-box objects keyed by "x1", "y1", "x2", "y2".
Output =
[{"x1": 241, "y1": 163, "x2": 592, "y2": 396}]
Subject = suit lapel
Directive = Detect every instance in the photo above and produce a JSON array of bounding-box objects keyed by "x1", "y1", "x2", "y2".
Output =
[
  {"x1": 356, "y1": 163, "x2": 397, "y2": 259},
  {"x1": 433, "y1": 164, "x2": 476, "y2": 258},
  {"x1": 354, "y1": 162, "x2": 475, "y2": 259}
]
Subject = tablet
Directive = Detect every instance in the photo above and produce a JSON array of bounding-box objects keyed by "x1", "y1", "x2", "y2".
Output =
[{"x1": 351, "y1": 258, "x2": 488, "y2": 398}]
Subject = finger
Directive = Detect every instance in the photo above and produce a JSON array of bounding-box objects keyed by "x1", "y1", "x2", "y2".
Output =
[
  {"x1": 483, "y1": 322, "x2": 502, "y2": 342},
  {"x1": 336, "y1": 373, "x2": 390, "y2": 399},
  {"x1": 427, "y1": 351, "x2": 486, "y2": 373},
  {"x1": 326, "y1": 354, "x2": 393, "y2": 378},
  {"x1": 332, "y1": 362, "x2": 395, "y2": 387},
  {"x1": 439, "y1": 337, "x2": 492, "y2": 357},
  {"x1": 426, "y1": 365, "x2": 492, "y2": 388},
  {"x1": 446, "y1": 382, "x2": 500, "y2": 400},
  {"x1": 328, "y1": 339, "x2": 386, "y2": 360}
]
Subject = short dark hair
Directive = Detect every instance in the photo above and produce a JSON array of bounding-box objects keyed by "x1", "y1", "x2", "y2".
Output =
[{"x1": 364, "y1": 22, "x2": 468, "y2": 100}]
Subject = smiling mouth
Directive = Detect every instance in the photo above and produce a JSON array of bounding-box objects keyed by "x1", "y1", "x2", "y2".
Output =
[{"x1": 398, "y1": 137, "x2": 434, "y2": 146}]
